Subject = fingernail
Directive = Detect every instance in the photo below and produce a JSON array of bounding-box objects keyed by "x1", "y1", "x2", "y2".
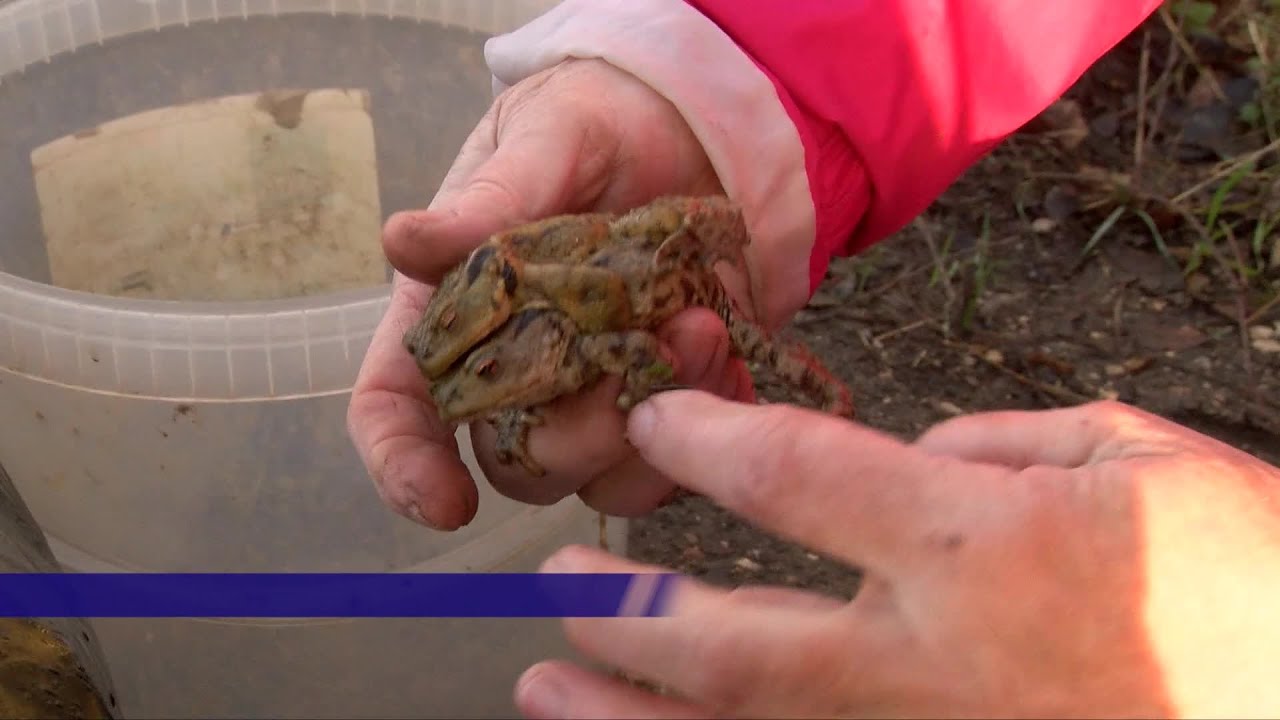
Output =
[
  {"x1": 516, "y1": 666, "x2": 567, "y2": 720},
  {"x1": 626, "y1": 401, "x2": 658, "y2": 448}
]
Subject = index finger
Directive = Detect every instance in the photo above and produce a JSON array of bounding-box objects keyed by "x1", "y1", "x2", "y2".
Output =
[
  {"x1": 624, "y1": 391, "x2": 1008, "y2": 573},
  {"x1": 346, "y1": 273, "x2": 478, "y2": 530}
]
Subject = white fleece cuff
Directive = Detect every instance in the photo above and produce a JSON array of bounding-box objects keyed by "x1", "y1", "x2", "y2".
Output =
[{"x1": 484, "y1": 0, "x2": 816, "y2": 331}]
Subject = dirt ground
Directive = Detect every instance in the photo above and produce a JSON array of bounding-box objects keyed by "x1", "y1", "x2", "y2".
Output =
[{"x1": 627, "y1": 5, "x2": 1280, "y2": 600}]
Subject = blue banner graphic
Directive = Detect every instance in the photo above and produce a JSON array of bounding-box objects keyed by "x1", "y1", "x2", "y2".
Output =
[{"x1": 0, "y1": 573, "x2": 679, "y2": 618}]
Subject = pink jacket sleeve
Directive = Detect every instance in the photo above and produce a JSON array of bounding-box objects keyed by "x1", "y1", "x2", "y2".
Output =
[{"x1": 485, "y1": 0, "x2": 1162, "y2": 331}]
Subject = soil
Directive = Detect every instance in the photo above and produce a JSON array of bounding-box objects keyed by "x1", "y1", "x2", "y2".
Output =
[{"x1": 625, "y1": 14, "x2": 1280, "y2": 601}]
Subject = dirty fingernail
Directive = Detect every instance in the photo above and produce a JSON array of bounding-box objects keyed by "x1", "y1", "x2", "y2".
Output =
[
  {"x1": 626, "y1": 401, "x2": 658, "y2": 448},
  {"x1": 515, "y1": 665, "x2": 567, "y2": 720}
]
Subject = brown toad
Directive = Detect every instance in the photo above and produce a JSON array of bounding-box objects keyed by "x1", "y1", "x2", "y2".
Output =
[
  {"x1": 402, "y1": 195, "x2": 754, "y2": 381},
  {"x1": 404, "y1": 210, "x2": 618, "y2": 380},
  {"x1": 429, "y1": 306, "x2": 673, "y2": 475},
  {"x1": 422, "y1": 218, "x2": 853, "y2": 476}
]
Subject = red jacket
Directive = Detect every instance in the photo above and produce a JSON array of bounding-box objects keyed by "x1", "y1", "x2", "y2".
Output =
[{"x1": 487, "y1": 0, "x2": 1164, "y2": 330}]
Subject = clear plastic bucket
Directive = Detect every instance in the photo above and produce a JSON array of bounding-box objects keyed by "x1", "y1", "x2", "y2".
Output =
[{"x1": 0, "y1": 1, "x2": 624, "y2": 717}]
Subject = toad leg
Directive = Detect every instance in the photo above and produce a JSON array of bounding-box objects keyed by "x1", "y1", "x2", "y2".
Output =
[
  {"x1": 488, "y1": 408, "x2": 548, "y2": 477},
  {"x1": 576, "y1": 330, "x2": 670, "y2": 412}
]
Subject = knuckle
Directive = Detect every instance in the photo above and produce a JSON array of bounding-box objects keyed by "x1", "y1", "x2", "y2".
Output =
[
  {"x1": 1086, "y1": 398, "x2": 1135, "y2": 421},
  {"x1": 465, "y1": 174, "x2": 530, "y2": 220},
  {"x1": 1079, "y1": 399, "x2": 1157, "y2": 443}
]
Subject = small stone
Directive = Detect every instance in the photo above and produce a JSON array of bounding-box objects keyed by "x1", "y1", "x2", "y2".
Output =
[
  {"x1": 1126, "y1": 358, "x2": 1152, "y2": 374},
  {"x1": 936, "y1": 401, "x2": 964, "y2": 416},
  {"x1": 1098, "y1": 387, "x2": 1120, "y2": 401},
  {"x1": 983, "y1": 349, "x2": 1004, "y2": 364},
  {"x1": 1149, "y1": 298, "x2": 1167, "y2": 311},
  {"x1": 805, "y1": 552, "x2": 820, "y2": 561},
  {"x1": 734, "y1": 557, "x2": 762, "y2": 572},
  {"x1": 1031, "y1": 217, "x2": 1057, "y2": 233},
  {"x1": 1104, "y1": 364, "x2": 1126, "y2": 377},
  {"x1": 682, "y1": 532, "x2": 698, "y2": 544},
  {"x1": 1253, "y1": 338, "x2": 1280, "y2": 354},
  {"x1": 1249, "y1": 325, "x2": 1276, "y2": 341}
]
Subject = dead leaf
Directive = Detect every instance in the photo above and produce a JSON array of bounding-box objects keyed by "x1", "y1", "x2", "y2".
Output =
[
  {"x1": 1187, "y1": 70, "x2": 1224, "y2": 109},
  {"x1": 1035, "y1": 99, "x2": 1089, "y2": 149},
  {"x1": 1123, "y1": 356, "x2": 1153, "y2": 374},
  {"x1": 1026, "y1": 350, "x2": 1075, "y2": 378},
  {"x1": 1133, "y1": 319, "x2": 1209, "y2": 352},
  {"x1": 1185, "y1": 272, "x2": 1211, "y2": 299}
]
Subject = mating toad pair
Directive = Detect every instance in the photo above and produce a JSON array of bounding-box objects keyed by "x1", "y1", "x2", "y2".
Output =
[{"x1": 402, "y1": 195, "x2": 854, "y2": 477}]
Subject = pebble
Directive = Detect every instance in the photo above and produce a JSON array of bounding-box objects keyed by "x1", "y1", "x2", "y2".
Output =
[
  {"x1": 1249, "y1": 325, "x2": 1276, "y2": 341},
  {"x1": 935, "y1": 400, "x2": 964, "y2": 416},
  {"x1": 681, "y1": 546, "x2": 704, "y2": 561},
  {"x1": 1253, "y1": 338, "x2": 1280, "y2": 354},
  {"x1": 734, "y1": 557, "x2": 762, "y2": 572},
  {"x1": 1031, "y1": 217, "x2": 1057, "y2": 233}
]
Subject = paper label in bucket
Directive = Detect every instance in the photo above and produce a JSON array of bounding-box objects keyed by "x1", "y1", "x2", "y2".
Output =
[{"x1": 30, "y1": 88, "x2": 388, "y2": 302}]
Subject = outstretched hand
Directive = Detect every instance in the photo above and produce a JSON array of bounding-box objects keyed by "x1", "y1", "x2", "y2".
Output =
[
  {"x1": 346, "y1": 58, "x2": 752, "y2": 530},
  {"x1": 516, "y1": 394, "x2": 1280, "y2": 719}
]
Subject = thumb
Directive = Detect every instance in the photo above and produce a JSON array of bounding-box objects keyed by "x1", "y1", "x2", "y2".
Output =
[{"x1": 382, "y1": 91, "x2": 621, "y2": 285}]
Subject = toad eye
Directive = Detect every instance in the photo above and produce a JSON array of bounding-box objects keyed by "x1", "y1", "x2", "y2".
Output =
[
  {"x1": 473, "y1": 358, "x2": 498, "y2": 377},
  {"x1": 439, "y1": 307, "x2": 456, "y2": 330},
  {"x1": 499, "y1": 260, "x2": 518, "y2": 295},
  {"x1": 464, "y1": 245, "x2": 497, "y2": 286}
]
